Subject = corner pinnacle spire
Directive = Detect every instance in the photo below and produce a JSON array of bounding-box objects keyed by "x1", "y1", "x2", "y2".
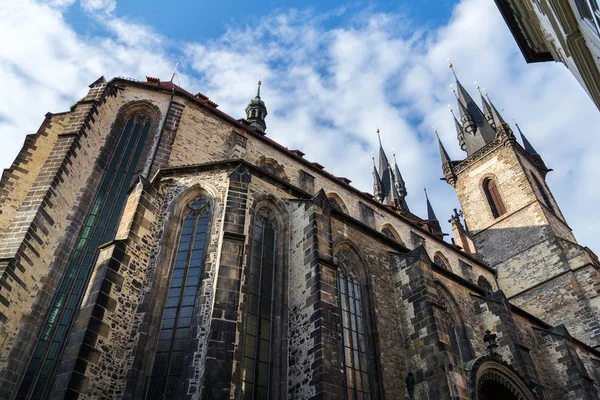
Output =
[
  {"x1": 372, "y1": 156, "x2": 384, "y2": 202},
  {"x1": 393, "y1": 153, "x2": 410, "y2": 212},
  {"x1": 424, "y1": 188, "x2": 443, "y2": 238},
  {"x1": 245, "y1": 80, "x2": 268, "y2": 131}
]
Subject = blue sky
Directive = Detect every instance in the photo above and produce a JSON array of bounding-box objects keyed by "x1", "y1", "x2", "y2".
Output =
[
  {"x1": 0, "y1": 0, "x2": 599, "y2": 249},
  {"x1": 64, "y1": 0, "x2": 458, "y2": 42}
]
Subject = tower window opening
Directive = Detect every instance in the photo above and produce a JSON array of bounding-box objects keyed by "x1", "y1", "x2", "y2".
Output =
[{"x1": 483, "y1": 178, "x2": 507, "y2": 219}]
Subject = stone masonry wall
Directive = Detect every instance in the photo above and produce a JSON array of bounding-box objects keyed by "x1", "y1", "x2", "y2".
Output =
[
  {"x1": 164, "y1": 92, "x2": 493, "y2": 288},
  {"x1": 0, "y1": 112, "x2": 69, "y2": 239}
]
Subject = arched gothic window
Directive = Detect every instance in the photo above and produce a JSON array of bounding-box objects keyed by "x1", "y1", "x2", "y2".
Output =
[
  {"x1": 336, "y1": 247, "x2": 381, "y2": 399},
  {"x1": 382, "y1": 226, "x2": 400, "y2": 243},
  {"x1": 19, "y1": 112, "x2": 156, "y2": 399},
  {"x1": 478, "y1": 276, "x2": 493, "y2": 296},
  {"x1": 531, "y1": 173, "x2": 555, "y2": 213},
  {"x1": 436, "y1": 282, "x2": 472, "y2": 363},
  {"x1": 433, "y1": 253, "x2": 450, "y2": 271},
  {"x1": 242, "y1": 208, "x2": 278, "y2": 399},
  {"x1": 147, "y1": 199, "x2": 211, "y2": 399},
  {"x1": 482, "y1": 178, "x2": 507, "y2": 218},
  {"x1": 328, "y1": 194, "x2": 348, "y2": 214}
]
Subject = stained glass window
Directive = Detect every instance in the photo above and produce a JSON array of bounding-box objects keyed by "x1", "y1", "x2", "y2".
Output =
[
  {"x1": 18, "y1": 114, "x2": 153, "y2": 399},
  {"x1": 241, "y1": 209, "x2": 277, "y2": 400},
  {"x1": 147, "y1": 199, "x2": 211, "y2": 399}
]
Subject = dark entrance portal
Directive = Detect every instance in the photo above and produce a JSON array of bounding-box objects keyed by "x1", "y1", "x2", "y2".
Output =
[{"x1": 478, "y1": 380, "x2": 519, "y2": 400}]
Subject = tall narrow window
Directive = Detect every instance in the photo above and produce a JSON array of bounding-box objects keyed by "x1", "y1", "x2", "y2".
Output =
[
  {"x1": 19, "y1": 114, "x2": 154, "y2": 399},
  {"x1": 483, "y1": 178, "x2": 507, "y2": 218},
  {"x1": 339, "y1": 272, "x2": 371, "y2": 399},
  {"x1": 242, "y1": 209, "x2": 277, "y2": 399},
  {"x1": 147, "y1": 199, "x2": 211, "y2": 399},
  {"x1": 532, "y1": 174, "x2": 555, "y2": 213},
  {"x1": 336, "y1": 247, "x2": 380, "y2": 400},
  {"x1": 436, "y1": 283, "x2": 471, "y2": 363}
]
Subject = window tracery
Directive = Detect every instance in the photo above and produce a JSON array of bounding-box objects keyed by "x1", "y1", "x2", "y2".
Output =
[
  {"x1": 435, "y1": 282, "x2": 471, "y2": 363},
  {"x1": 336, "y1": 247, "x2": 380, "y2": 399},
  {"x1": 242, "y1": 208, "x2": 278, "y2": 399},
  {"x1": 147, "y1": 198, "x2": 211, "y2": 399}
]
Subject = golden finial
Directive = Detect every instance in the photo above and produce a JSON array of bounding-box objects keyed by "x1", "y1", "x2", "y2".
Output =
[
  {"x1": 513, "y1": 118, "x2": 519, "y2": 127},
  {"x1": 258, "y1": 80, "x2": 262, "y2": 86},
  {"x1": 448, "y1": 58, "x2": 458, "y2": 79},
  {"x1": 447, "y1": 104, "x2": 455, "y2": 115},
  {"x1": 432, "y1": 125, "x2": 438, "y2": 134}
]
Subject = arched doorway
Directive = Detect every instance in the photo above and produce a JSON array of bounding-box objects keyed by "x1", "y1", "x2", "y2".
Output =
[
  {"x1": 467, "y1": 356, "x2": 538, "y2": 400},
  {"x1": 478, "y1": 378, "x2": 520, "y2": 400}
]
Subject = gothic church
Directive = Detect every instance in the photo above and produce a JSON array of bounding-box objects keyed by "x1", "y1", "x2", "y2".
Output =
[{"x1": 0, "y1": 71, "x2": 598, "y2": 400}]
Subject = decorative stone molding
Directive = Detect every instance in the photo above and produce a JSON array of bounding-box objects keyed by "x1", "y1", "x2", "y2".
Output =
[
  {"x1": 255, "y1": 156, "x2": 289, "y2": 182},
  {"x1": 466, "y1": 356, "x2": 538, "y2": 400}
]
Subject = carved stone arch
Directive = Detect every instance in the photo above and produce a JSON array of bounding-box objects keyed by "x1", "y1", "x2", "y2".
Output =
[
  {"x1": 433, "y1": 252, "x2": 451, "y2": 271},
  {"x1": 110, "y1": 100, "x2": 163, "y2": 179},
  {"x1": 434, "y1": 281, "x2": 473, "y2": 362},
  {"x1": 333, "y1": 241, "x2": 383, "y2": 399},
  {"x1": 255, "y1": 156, "x2": 290, "y2": 182},
  {"x1": 327, "y1": 192, "x2": 349, "y2": 214},
  {"x1": 466, "y1": 356, "x2": 538, "y2": 400},
  {"x1": 477, "y1": 276, "x2": 494, "y2": 295},
  {"x1": 241, "y1": 192, "x2": 290, "y2": 399},
  {"x1": 381, "y1": 224, "x2": 404, "y2": 245}
]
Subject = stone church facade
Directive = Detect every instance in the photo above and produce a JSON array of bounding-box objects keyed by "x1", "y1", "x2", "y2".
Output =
[{"x1": 0, "y1": 73, "x2": 598, "y2": 400}]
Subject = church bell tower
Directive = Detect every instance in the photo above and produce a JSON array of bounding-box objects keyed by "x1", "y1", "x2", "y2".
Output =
[{"x1": 438, "y1": 66, "x2": 600, "y2": 348}]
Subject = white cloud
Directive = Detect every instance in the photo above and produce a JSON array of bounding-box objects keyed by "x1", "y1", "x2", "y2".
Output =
[
  {"x1": 0, "y1": 0, "x2": 598, "y2": 250},
  {"x1": 80, "y1": 0, "x2": 116, "y2": 14}
]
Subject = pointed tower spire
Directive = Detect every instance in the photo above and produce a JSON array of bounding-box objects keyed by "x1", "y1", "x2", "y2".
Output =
[
  {"x1": 424, "y1": 188, "x2": 443, "y2": 238},
  {"x1": 514, "y1": 121, "x2": 538, "y2": 155},
  {"x1": 478, "y1": 86, "x2": 496, "y2": 129},
  {"x1": 485, "y1": 93, "x2": 508, "y2": 128},
  {"x1": 514, "y1": 120, "x2": 549, "y2": 176},
  {"x1": 393, "y1": 153, "x2": 410, "y2": 212},
  {"x1": 376, "y1": 128, "x2": 395, "y2": 204},
  {"x1": 424, "y1": 188, "x2": 437, "y2": 222},
  {"x1": 372, "y1": 156, "x2": 384, "y2": 202},
  {"x1": 449, "y1": 64, "x2": 497, "y2": 155},
  {"x1": 450, "y1": 107, "x2": 466, "y2": 151},
  {"x1": 245, "y1": 80, "x2": 268, "y2": 131},
  {"x1": 436, "y1": 129, "x2": 457, "y2": 186}
]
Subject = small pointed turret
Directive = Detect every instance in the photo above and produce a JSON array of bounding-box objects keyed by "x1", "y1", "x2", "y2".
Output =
[
  {"x1": 424, "y1": 188, "x2": 437, "y2": 222},
  {"x1": 372, "y1": 157, "x2": 384, "y2": 202},
  {"x1": 245, "y1": 80, "x2": 268, "y2": 131},
  {"x1": 479, "y1": 89, "x2": 496, "y2": 129},
  {"x1": 486, "y1": 94, "x2": 508, "y2": 129},
  {"x1": 393, "y1": 153, "x2": 410, "y2": 212},
  {"x1": 436, "y1": 131, "x2": 456, "y2": 186},
  {"x1": 514, "y1": 121, "x2": 549, "y2": 175},
  {"x1": 515, "y1": 121, "x2": 538, "y2": 156},
  {"x1": 451, "y1": 110, "x2": 466, "y2": 151},
  {"x1": 424, "y1": 188, "x2": 443, "y2": 238}
]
